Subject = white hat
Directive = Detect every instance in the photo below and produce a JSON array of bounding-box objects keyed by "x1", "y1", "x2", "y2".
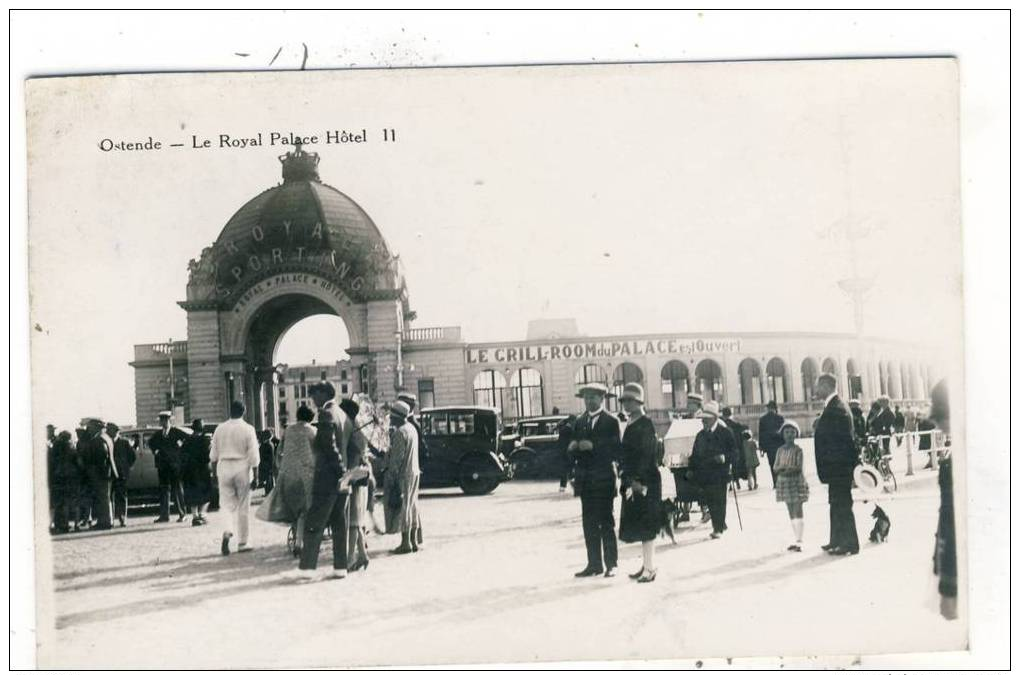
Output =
[
  {"x1": 780, "y1": 420, "x2": 802, "y2": 436},
  {"x1": 390, "y1": 400, "x2": 411, "y2": 420},
  {"x1": 697, "y1": 400, "x2": 720, "y2": 418},
  {"x1": 853, "y1": 464, "x2": 884, "y2": 496},
  {"x1": 158, "y1": 410, "x2": 172, "y2": 418},
  {"x1": 619, "y1": 382, "x2": 644, "y2": 404}
]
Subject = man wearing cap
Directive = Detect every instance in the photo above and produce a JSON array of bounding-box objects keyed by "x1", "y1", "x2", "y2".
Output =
[
  {"x1": 690, "y1": 401, "x2": 738, "y2": 538},
  {"x1": 107, "y1": 423, "x2": 137, "y2": 527},
  {"x1": 848, "y1": 399, "x2": 867, "y2": 448},
  {"x1": 297, "y1": 382, "x2": 353, "y2": 579},
  {"x1": 210, "y1": 401, "x2": 261, "y2": 555},
  {"x1": 385, "y1": 400, "x2": 422, "y2": 554},
  {"x1": 396, "y1": 391, "x2": 425, "y2": 546},
  {"x1": 813, "y1": 373, "x2": 860, "y2": 556},
  {"x1": 568, "y1": 382, "x2": 621, "y2": 578},
  {"x1": 758, "y1": 401, "x2": 785, "y2": 485},
  {"x1": 148, "y1": 411, "x2": 190, "y2": 523},
  {"x1": 80, "y1": 418, "x2": 117, "y2": 530}
]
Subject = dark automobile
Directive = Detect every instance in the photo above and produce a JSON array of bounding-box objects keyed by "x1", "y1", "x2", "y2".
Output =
[
  {"x1": 419, "y1": 406, "x2": 511, "y2": 495},
  {"x1": 507, "y1": 415, "x2": 570, "y2": 479}
]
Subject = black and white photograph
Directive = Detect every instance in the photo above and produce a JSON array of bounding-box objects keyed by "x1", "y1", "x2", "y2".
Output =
[{"x1": 9, "y1": 10, "x2": 1010, "y2": 671}]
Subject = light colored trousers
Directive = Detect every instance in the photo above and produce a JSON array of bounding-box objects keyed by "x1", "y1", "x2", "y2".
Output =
[{"x1": 217, "y1": 459, "x2": 253, "y2": 544}]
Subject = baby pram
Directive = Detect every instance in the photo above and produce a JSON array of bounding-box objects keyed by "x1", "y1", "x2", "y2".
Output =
[{"x1": 286, "y1": 522, "x2": 332, "y2": 557}]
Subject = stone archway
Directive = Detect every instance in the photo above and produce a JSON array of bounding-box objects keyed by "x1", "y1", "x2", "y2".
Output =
[{"x1": 179, "y1": 146, "x2": 412, "y2": 429}]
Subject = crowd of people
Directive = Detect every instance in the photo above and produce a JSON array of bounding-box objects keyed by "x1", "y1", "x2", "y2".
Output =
[
  {"x1": 45, "y1": 372, "x2": 955, "y2": 613},
  {"x1": 45, "y1": 386, "x2": 427, "y2": 583},
  {"x1": 557, "y1": 371, "x2": 953, "y2": 587}
]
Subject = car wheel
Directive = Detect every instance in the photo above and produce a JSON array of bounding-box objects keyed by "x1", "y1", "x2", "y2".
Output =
[
  {"x1": 459, "y1": 458, "x2": 499, "y2": 495},
  {"x1": 511, "y1": 453, "x2": 536, "y2": 479}
]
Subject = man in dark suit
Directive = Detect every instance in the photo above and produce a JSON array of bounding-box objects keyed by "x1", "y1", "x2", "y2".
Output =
[
  {"x1": 848, "y1": 399, "x2": 868, "y2": 448},
  {"x1": 690, "y1": 401, "x2": 738, "y2": 538},
  {"x1": 297, "y1": 382, "x2": 352, "y2": 581},
  {"x1": 869, "y1": 396, "x2": 896, "y2": 454},
  {"x1": 568, "y1": 383, "x2": 621, "y2": 578},
  {"x1": 80, "y1": 418, "x2": 116, "y2": 530},
  {"x1": 107, "y1": 422, "x2": 137, "y2": 527},
  {"x1": 813, "y1": 373, "x2": 860, "y2": 555},
  {"x1": 757, "y1": 400, "x2": 784, "y2": 485},
  {"x1": 721, "y1": 407, "x2": 748, "y2": 488},
  {"x1": 148, "y1": 411, "x2": 190, "y2": 523}
]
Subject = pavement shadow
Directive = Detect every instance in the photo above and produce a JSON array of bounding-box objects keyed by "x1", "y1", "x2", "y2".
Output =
[{"x1": 53, "y1": 552, "x2": 222, "y2": 581}]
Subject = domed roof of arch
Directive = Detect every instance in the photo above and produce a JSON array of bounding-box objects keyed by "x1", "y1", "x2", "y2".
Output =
[{"x1": 184, "y1": 146, "x2": 406, "y2": 309}]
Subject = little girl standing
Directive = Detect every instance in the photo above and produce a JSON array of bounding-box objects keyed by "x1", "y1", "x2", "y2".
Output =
[{"x1": 774, "y1": 420, "x2": 810, "y2": 552}]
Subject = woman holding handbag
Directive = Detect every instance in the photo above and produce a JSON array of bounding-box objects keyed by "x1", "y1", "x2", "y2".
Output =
[{"x1": 617, "y1": 383, "x2": 662, "y2": 583}]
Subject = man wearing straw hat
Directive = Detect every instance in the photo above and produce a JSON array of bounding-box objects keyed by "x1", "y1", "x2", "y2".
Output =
[
  {"x1": 690, "y1": 401, "x2": 738, "y2": 539},
  {"x1": 567, "y1": 382, "x2": 621, "y2": 578}
]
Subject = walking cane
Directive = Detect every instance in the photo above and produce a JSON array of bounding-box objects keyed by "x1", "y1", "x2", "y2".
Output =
[{"x1": 730, "y1": 479, "x2": 744, "y2": 531}]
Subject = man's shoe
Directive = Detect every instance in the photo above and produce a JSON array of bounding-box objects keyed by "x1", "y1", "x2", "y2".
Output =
[
  {"x1": 604, "y1": 567, "x2": 617, "y2": 578},
  {"x1": 821, "y1": 543, "x2": 836, "y2": 551},
  {"x1": 192, "y1": 517, "x2": 203, "y2": 527},
  {"x1": 154, "y1": 516, "x2": 170, "y2": 523},
  {"x1": 290, "y1": 568, "x2": 319, "y2": 583},
  {"x1": 221, "y1": 532, "x2": 232, "y2": 556},
  {"x1": 678, "y1": 513, "x2": 690, "y2": 523},
  {"x1": 391, "y1": 545, "x2": 414, "y2": 555},
  {"x1": 574, "y1": 568, "x2": 603, "y2": 578},
  {"x1": 828, "y1": 547, "x2": 858, "y2": 556},
  {"x1": 700, "y1": 513, "x2": 712, "y2": 524},
  {"x1": 710, "y1": 531, "x2": 722, "y2": 539},
  {"x1": 330, "y1": 568, "x2": 348, "y2": 579},
  {"x1": 237, "y1": 543, "x2": 253, "y2": 553},
  {"x1": 177, "y1": 514, "x2": 187, "y2": 522}
]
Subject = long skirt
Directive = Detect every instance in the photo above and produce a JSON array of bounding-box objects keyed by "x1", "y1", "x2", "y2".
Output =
[{"x1": 384, "y1": 474, "x2": 420, "y2": 534}]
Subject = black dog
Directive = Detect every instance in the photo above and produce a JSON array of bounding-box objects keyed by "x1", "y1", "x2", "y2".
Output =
[
  {"x1": 869, "y1": 505, "x2": 891, "y2": 543},
  {"x1": 658, "y1": 499, "x2": 679, "y2": 544}
]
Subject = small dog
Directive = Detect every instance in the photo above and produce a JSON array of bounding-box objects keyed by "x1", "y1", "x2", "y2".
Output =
[
  {"x1": 658, "y1": 499, "x2": 679, "y2": 544},
  {"x1": 869, "y1": 505, "x2": 891, "y2": 543}
]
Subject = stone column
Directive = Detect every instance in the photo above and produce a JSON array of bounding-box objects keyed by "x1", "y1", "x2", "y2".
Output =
[
  {"x1": 185, "y1": 310, "x2": 227, "y2": 423},
  {"x1": 890, "y1": 361, "x2": 904, "y2": 400},
  {"x1": 723, "y1": 354, "x2": 741, "y2": 408},
  {"x1": 366, "y1": 299, "x2": 402, "y2": 404}
]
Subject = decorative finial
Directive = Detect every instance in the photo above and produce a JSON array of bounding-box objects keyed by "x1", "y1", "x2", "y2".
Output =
[{"x1": 279, "y1": 142, "x2": 320, "y2": 182}]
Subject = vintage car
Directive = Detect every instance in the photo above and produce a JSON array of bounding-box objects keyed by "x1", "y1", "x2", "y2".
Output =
[
  {"x1": 418, "y1": 406, "x2": 511, "y2": 495},
  {"x1": 116, "y1": 424, "x2": 217, "y2": 505},
  {"x1": 506, "y1": 415, "x2": 570, "y2": 479}
]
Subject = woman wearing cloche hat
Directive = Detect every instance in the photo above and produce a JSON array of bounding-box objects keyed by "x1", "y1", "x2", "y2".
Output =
[{"x1": 617, "y1": 383, "x2": 662, "y2": 583}]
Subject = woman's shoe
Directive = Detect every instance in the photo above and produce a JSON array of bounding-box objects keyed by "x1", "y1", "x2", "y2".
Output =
[
  {"x1": 628, "y1": 567, "x2": 645, "y2": 579},
  {"x1": 787, "y1": 544, "x2": 802, "y2": 552},
  {"x1": 637, "y1": 570, "x2": 657, "y2": 583}
]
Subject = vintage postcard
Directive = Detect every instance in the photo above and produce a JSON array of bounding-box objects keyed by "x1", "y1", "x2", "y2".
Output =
[{"x1": 26, "y1": 59, "x2": 966, "y2": 668}]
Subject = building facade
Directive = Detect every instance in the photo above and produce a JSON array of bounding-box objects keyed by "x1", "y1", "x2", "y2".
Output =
[{"x1": 128, "y1": 147, "x2": 939, "y2": 432}]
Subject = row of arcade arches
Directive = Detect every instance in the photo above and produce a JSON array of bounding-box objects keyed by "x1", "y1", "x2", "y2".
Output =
[{"x1": 472, "y1": 357, "x2": 933, "y2": 420}]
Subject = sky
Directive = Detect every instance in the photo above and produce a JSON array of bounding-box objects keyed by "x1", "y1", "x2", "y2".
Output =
[{"x1": 26, "y1": 59, "x2": 962, "y2": 429}]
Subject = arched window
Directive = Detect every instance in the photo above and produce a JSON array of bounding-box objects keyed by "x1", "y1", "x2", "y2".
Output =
[
  {"x1": 765, "y1": 357, "x2": 789, "y2": 404},
  {"x1": 660, "y1": 360, "x2": 690, "y2": 410},
  {"x1": 695, "y1": 359, "x2": 723, "y2": 402},
  {"x1": 610, "y1": 362, "x2": 644, "y2": 412},
  {"x1": 821, "y1": 357, "x2": 838, "y2": 375},
  {"x1": 508, "y1": 367, "x2": 544, "y2": 419},
  {"x1": 847, "y1": 358, "x2": 862, "y2": 399},
  {"x1": 738, "y1": 358, "x2": 763, "y2": 405},
  {"x1": 574, "y1": 363, "x2": 608, "y2": 412},
  {"x1": 473, "y1": 370, "x2": 507, "y2": 412},
  {"x1": 574, "y1": 363, "x2": 607, "y2": 386},
  {"x1": 900, "y1": 363, "x2": 911, "y2": 399},
  {"x1": 801, "y1": 357, "x2": 819, "y2": 402}
]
